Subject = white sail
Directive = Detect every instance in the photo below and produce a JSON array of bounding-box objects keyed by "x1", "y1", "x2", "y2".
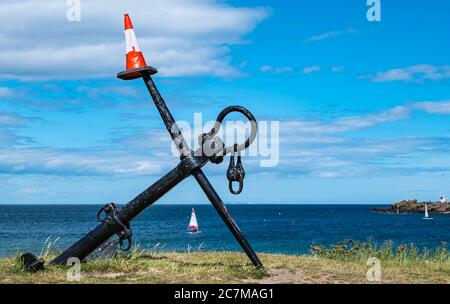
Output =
[
  {"x1": 188, "y1": 208, "x2": 198, "y2": 229},
  {"x1": 424, "y1": 204, "x2": 429, "y2": 218}
]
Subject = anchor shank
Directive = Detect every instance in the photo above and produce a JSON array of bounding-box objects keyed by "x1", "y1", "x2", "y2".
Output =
[{"x1": 142, "y1": 73, "x2": 191, "y2": 157}]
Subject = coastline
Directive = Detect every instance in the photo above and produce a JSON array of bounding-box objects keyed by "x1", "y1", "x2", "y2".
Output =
[{"x1": 374, "y1": 200, "x2": 450, "y2": 214}]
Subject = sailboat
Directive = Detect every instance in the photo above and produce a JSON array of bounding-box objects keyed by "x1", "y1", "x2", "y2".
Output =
[
  {"x1": 187, "y1": 208, "x2": 202, "y2": 234},
  {"x1": 423, "y1": 203, "x2": 433, "y2": 220}
]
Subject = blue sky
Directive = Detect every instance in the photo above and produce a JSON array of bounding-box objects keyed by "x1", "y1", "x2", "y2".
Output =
[{"x1": 1, "y1": 0, "x2": 450, "y2": 204}]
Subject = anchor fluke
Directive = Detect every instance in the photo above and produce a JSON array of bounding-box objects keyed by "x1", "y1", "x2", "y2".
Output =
[{"x1": 20, "y1": 252, "x2": 45, "y2": 272}]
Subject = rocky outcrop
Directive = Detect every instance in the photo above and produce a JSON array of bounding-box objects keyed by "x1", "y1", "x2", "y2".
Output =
[{"x1": 373, "y1": 199, "x2": 450, "y2": 214}]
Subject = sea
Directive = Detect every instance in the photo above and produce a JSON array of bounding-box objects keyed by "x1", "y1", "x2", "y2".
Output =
[{"x1": 0, "y1": 204, "x2": 449, "y2": 258}]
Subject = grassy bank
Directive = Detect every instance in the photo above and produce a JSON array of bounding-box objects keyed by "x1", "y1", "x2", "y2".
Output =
[{"x1": 1, "y1": 242, "x2": 449, "y2": 284}]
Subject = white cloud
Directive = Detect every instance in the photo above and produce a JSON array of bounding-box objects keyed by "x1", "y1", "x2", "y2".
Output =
[
  {"x1": 277, "y1": 123, "x2": 450, "y2": 178},
  {"x1": 259, "y1": 65, "x2": 272, "y2": 72},
  {"x1": 303, "y1": 66, "x2": 321, "y2": 74},
  {"x1": 0, "y1": 113, "x2": 29, "y2": 126},
  {"x1": 330, "y1": 105, "x2": 410, "y2": 132},
  {"x1": 272, "y1": 101, "x2": 450, "y2": 177},
  {"x1": 360, "y1": 64, "x2": 450, "y2": 83},
  {"x1": 304, "y1": 28, "x2": 358, "y2": 43},
  {"x1": 259, "y1": 65, "x2": 294, "y2": 74},
  {"x1": 2, "y1": 100, "x2": 450, "y2": 179},
  {"x1": 0, "y1": 147, "x2": 173, "y2": 176},
  {"x1": 281, "y1": 105, "x2": 411, "y2": 135},
  {"x1": 414, "y1": 100, "x2": 450, "y2": 114},
  {"x1": 0, "y1": 130, "x2": 19, "y2": 145},
  {"x1": 282, "y1": 101, "x2": 450, "y2": 136},
  {"x1": 331, "y1": 66, "x2": 344, "y2": 73},
  {"x1": 0, "y1": 87, "x2": 13, "y2": 97},
  {"x1": 0, "y1": 0, "x2": 270, "y2": 79}
]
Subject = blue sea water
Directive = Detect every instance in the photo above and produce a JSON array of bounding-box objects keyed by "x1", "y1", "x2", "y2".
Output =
[{"x1": 0, "y1": 204, "x2": 448, "y2": 258}]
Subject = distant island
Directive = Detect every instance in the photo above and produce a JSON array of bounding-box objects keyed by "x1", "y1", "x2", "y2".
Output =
[{"x1": 374, "y1": 199, "x2": 450, "y2": 214}]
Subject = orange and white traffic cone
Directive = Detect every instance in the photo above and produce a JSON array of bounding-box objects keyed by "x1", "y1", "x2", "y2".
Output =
[{"x1": 118, "y1": 13, "x2": 157, "y2": 80}]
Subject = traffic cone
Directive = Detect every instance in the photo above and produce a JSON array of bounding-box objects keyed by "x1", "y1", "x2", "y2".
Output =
[{"x1": 118, "y1": 14, "x2": 157, "y2": 80}]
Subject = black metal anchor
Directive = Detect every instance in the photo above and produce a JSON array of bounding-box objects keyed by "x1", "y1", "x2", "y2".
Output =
[
  {"x1": 21, "y1": 65, "x2": 264, "y2": 271},
  {"x1": 96, "y1": 203, "x2": 132, "y2": 251}
]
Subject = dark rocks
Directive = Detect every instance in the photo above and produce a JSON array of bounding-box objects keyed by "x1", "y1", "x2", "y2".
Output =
[{"x1": 374, "y1": 199, "x2": 450, "y2": 214}]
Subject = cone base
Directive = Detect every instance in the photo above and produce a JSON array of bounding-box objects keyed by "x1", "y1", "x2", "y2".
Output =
[{"x1": 117, "y1": 66, "x2": 158, "y2": 80}]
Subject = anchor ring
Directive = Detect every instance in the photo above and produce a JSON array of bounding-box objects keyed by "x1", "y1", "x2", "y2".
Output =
[{"x1": 201, "y1": 105, "x2": 258, "y2": 156}]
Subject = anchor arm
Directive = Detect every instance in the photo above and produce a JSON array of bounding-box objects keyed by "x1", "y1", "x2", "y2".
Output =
[
  {"x1": 192, "y1": 168, "x2": 263, "y2": 269},
  {"x1": 51, "y1": 159, "x2": 192, "y2": 265}
]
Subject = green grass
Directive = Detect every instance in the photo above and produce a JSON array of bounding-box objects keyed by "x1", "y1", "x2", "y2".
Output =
[
  {"x1": 311, "y1": 239, "x2": 450, "y2": 264},
  {"x1": 1, "y1": 241, "x2": 449, "y2": 284}
]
